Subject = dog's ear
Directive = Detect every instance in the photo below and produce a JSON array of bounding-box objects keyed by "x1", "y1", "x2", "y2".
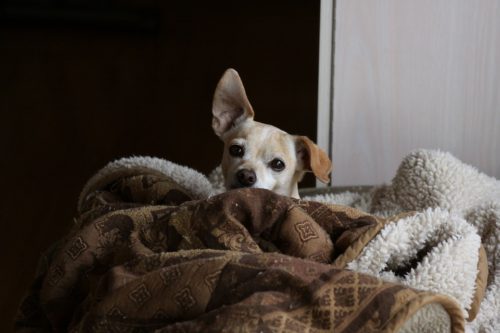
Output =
[
  {"x1": 295, "y1": 136, "x2": 332, "y2": 183},
  {"x1": 212, "y1": 68, "x2": 255, "y2": 137}
]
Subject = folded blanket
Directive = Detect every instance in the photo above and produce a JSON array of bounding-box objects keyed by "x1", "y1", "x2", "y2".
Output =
[
  {"x1": 15, "y1": 153, "x2": 490, "y2": 332},
  {"x1": 305, "y1": 150, "x2": 499, "y2": 333}
]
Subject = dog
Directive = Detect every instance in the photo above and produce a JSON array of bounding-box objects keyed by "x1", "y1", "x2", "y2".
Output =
[{"x1": 212, "y1": 68, "x2": 332, "y2": 199}]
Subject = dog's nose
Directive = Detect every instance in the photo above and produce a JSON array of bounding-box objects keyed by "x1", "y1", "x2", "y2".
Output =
[{"x1": 236, "y1": 169, "x2": 256, "y2": 187}]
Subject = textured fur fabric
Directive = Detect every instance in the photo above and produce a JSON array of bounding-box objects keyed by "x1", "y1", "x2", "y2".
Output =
[
  {"x1": 78, "y1": 156, "x2": 215, "y2": 211},
  {"x1": 346, "y1": 209, "x2": 482, "y2": 316},
  {"x1": 302, "y1": 150, "x2": 499, "y2": 333}
]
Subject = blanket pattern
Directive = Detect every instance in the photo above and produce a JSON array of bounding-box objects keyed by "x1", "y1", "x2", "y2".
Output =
[{"x1": 15, "y1": 159, "x2": 471, "y2": 333}]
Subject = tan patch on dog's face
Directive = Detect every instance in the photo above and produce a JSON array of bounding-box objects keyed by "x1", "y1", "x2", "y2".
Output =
[{"x1": 220, "y1": 120, "x2": 301, "y2": 197}]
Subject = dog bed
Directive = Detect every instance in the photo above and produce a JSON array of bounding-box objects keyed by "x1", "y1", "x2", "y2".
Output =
[{"x1": 15, "y1": 150, "x2": 497, "y2": 332}]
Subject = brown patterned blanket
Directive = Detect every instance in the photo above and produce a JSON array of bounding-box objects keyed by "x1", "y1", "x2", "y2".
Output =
[{"x1": 15, "y1": 157, "x2": 485, "y2": 333}]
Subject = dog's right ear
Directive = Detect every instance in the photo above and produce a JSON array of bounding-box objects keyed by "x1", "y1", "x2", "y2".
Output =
[{"x1": 212, "y1": 68, "x2": 255, "y2": 137}]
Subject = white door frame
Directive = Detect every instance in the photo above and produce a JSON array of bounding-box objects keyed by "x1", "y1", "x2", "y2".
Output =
[{"x1": 317, "y1": 0, "x2": 335, "y2": 186}]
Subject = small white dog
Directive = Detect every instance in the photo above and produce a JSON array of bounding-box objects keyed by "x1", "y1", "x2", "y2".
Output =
[{"x1": 212, "y1": 68, "x2": 332, "y2": 199}]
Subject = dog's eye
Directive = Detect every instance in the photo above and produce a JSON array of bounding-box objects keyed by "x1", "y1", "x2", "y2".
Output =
[
  {"x1": 269, "y1": 158, "x2": 285, "y2": 171},
  {"x1": 229, "y1": 144, "x2": 244, "y2": 157}
]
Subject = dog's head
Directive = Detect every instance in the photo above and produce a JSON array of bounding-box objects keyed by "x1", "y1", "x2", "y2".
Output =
[{"x1": 212, "y1": 68, "x2": 332, "y2": 198}]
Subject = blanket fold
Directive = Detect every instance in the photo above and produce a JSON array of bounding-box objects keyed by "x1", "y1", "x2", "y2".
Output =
[
  {"x1": 16, "y1": 153, "x2": 491, "y2": 333},
  {"x1": 304, "y1": 149, "x2": 499, "y2": 333}
]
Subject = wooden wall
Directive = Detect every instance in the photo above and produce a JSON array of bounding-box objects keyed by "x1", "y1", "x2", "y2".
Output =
[
  {"x1": 0, "y1": 1, "x2": 320, "y2": 328},
  {"x1": 331, "y1": 0, "x2": 500, "y2": 185}
]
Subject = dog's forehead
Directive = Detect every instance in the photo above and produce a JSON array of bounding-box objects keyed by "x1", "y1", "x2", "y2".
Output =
[
  {"x1": 231, "y1": 121, "x2": 294, "y2": 152},
  {"x1": 250, "y1": 122, "x2": 287, "y2": 140}
]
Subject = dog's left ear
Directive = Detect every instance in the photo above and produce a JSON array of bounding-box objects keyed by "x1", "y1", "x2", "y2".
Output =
[
  {"x1": 295, "y1": 136, "x2": 332, "y2": 183},
  {"x1": 212, "y1": 68, "x2": 255, "y2": 137}
]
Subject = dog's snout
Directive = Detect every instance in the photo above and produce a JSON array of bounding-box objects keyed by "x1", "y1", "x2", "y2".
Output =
[{"x1": 236, "y1": 169, "x2": 256, "y2": 187}]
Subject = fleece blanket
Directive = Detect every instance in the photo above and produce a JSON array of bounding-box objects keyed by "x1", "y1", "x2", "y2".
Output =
[
  {"x1": 304, "y1": 150, "x2": 500, "y2": 333},
  {"x1": 15, "y1": 151, "x2": 491, "y2": 332}
]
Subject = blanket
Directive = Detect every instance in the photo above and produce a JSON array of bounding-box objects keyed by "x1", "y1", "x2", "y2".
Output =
[
  {"x1": 15, "y1": 152, "x2": 491, "y2": 332},
  {"x1": 304, "y1": 150, "x2": 500, "y2": 333}
]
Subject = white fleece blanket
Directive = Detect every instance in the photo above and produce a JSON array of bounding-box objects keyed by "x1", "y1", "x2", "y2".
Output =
[{"x1": 303, "y1": 150, "x2": 500, "y2": 333}]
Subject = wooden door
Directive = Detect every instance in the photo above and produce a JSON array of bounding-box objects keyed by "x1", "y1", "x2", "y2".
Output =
[{"x1": 318, "y1": 0, "x2": 500, "y2": 186}]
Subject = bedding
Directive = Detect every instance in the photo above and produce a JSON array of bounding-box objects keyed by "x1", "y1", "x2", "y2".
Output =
[
  {"x1": 15, "y1": 150, "x2": 497, "y2": 332},
  {"x1": 303, "y1": 150, "x2": 500, "y2": 333}
]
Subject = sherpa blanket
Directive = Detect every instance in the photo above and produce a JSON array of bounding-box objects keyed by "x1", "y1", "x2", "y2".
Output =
[
  {"x1": 303, "y1": 150, "x2": 500, "y2": 333},
  {"x1": 15, "y1": 152, "x2": 491, "y2": 332}
]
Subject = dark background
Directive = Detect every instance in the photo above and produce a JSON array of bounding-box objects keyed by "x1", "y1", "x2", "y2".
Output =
[{"x1": 0, "y1": 0, "x2": 320, "y2": 328}]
